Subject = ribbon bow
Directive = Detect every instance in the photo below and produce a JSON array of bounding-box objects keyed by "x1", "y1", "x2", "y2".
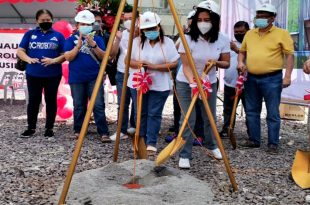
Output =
[
  {"x1": 304, "y1": 89, "x2": 310, "y2": 100},
  {"x1": 190, "y1": 76, "x2": 212, "y2": 99},
  {"x1": 235, "y1": 73, "x2": 247, "y2": 96},
  {"x1": 132, "y1": 70, "x2": 153, "y2": 94}
]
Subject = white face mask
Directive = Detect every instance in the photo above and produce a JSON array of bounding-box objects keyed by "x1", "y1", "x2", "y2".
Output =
[
  {"x1": 197, "y1": 22, "x2": 212, "y2": 35},
  {"x1": 123, "y1": 20, "x2": 132, "y2": 30}
]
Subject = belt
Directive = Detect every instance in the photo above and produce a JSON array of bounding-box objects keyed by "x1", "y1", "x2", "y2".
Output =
[{"x1": 248, "y1": 70, "x2": 282, "y2": 78}]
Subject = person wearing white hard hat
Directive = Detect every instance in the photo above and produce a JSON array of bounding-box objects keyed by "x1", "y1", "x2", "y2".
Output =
[
  {"x1": 127, "y1": 11, "x2": 179, "y2": 155},
  {"x1": 237, "y1": 3, "x2": 294, "y2": 153},
  {"x1": 176, "y1": 0, "x2": 230, "y2": 168},
  {"x1": 64, "y1": 10, "x2": 110, "y2": 142}
]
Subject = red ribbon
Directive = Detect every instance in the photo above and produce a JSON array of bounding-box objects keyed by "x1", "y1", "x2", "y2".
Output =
[
  {"x1": 235, "y1": 73, "x2": 247, "y2": 96},
  {"x1": 132, "y1": 71, "x2": 152, "y2": 94},
  {"x1": 190, "y1": 76, "x2": 212, "y2": 99},
  {"x1": 304, "y1": 89, "x2": 310, "y2": 100}
]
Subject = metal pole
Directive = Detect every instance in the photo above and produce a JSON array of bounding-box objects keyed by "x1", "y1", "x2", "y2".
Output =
[
  {"x1": 58, "y1": 0, "x2": 127, "y2": 203},
  {"x1": 167, "y1": 0, "x2": 238, "y2": 191},
  {"x1": 113, "y1": 0, "x2": 139, "y2": 162}
]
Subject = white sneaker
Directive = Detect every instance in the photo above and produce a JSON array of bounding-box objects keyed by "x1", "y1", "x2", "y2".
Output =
[
  {"x1": 127, "y1": 127, "x2": 136, "y2": 135},
  {"x1": 210, "y1": 148, "x2": 223, "y2": 160},
  {"x1": 178, "y1": 158, "x2": 190, "y2": 169},
  {"x1": 109, "y1": 132, "x2": 128, "y2": 141},
  {"x1": 146, "y1": 145, "x2": 157, "y2": 152}
]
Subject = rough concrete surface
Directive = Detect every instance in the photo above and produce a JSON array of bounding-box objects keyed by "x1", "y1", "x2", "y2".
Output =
[{"x1": 55, "y1": 160, "x2": 215, "y2": 205}]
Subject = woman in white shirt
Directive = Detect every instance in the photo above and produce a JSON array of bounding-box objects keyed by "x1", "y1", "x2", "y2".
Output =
[
  {"x1": 128, "y1": 11, "x2": 179, "y2": 154},
  {"x1": 176, "y1": 0, "x2": 230, "y2": 168}
]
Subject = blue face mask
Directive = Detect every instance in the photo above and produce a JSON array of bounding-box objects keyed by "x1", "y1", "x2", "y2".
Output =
[
  {"x1": 144, "y1": 30, "x2": 159, "y2": 40},
  {"x1": 255, "y1": 18, "x2": 269, "y2": 28},
  {"x1": 79, "y1": 25, "x2": 93, "y2": 35}
]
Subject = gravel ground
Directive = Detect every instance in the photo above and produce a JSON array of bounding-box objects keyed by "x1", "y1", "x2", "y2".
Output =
[{"x1": 1, "y1": 95, "x2": 310, "y2": 204}]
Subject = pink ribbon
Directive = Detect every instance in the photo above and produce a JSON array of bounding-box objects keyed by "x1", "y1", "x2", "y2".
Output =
[
  {"x1": 190, "y1": 76, "x2": 212, "y2": 99},
  {"x1": 132, "y1": 71, "x2": 152, "y2": 94}
]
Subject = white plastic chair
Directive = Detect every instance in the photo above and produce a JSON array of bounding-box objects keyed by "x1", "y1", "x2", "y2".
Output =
[
  {"x1": 11, "y1": 73, "x2": 27, "y2": 105},
  {"x1": 0, "y1": 71, "x2": 18, "y2": 104}
]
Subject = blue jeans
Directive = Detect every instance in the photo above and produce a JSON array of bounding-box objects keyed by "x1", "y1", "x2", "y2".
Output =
[
  {"x1": 244, "y1": 72, "x2": 282, "y2": 146},
  {"x1": 70, "y1": 80, "x2": 109, "y2": 135},
  {"x1": 115, "y1": 71, "x2": 135, "y2": 133},
  {"x1": 131, "y1": 89, "x2": 170, "y2": 146},
  {"x1": 176, "y1": 81, "x2": 218, "y2": 159}
]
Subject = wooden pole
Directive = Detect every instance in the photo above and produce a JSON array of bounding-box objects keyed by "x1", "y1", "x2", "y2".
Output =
[
  {"x1": 134, "y1": 89, "x2": 147, "y2": 159},
  {"x1": 113, "y1": 0, "x2": 139, "y2": 162},
  {"x1": 227, "y1": 90, "x2": 238, "y2": 149},
  {"x1": 58, "y1": 0, "x2": 127, "y2": 203},
  {"x1": 167, "y1": 0, "x2": 238, "y2": 191}
]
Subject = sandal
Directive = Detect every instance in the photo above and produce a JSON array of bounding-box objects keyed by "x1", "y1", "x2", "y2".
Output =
[{"x1": 101, "y1": 135, "x2": 112, "y2": 143}]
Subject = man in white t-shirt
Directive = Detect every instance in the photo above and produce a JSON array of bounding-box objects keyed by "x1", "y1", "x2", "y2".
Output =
[
  {"x1": 220, "y1": 21, "x2": 250, "y2": 139},
  {"x1": 109, "y1": 8, "x2": 139, "y2": 140}
]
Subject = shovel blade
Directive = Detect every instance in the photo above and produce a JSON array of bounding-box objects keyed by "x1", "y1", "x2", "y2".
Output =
[
  {"x1": 292, "y1": 150, "x2": 310, "y2": 189},
  {"x1": 170, "y1": 137, "x2": 186, "y2": 157},
  {"x1": 227, "y1": 128, "x2": 237, "y2": 150},
  {"x1": 155, "y1": 138, "x2": 178, "y2": 166}
]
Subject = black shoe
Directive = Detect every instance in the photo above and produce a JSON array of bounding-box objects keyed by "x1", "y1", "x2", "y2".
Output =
[
  {"x1": 44, "y1": 129, "x2": 55, "y2": 137},
  {"x1": 267, "y1": 144, "x2": 279, "y2": 154},
  {"x1": 20, "y1": 129, "x2": 35, "y2": 138},
  {"x1": 239, "y1": 140, "x2": 260, "y2": 148}
]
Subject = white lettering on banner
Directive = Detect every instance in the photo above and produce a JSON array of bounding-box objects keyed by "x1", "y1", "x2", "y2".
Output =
[
  {"x1": 0, "y1": 43, "x2": 18, "y2": 49},
  {"x1": 0, "y1": 31, "x2": 27, "y2": 100},
  {"x1": 29, "y1": 42, "x2": 58, "y2": 50}
]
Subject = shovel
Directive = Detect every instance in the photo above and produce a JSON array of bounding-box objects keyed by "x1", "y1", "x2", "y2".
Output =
[
  {"x1": 133, "y1": 88, "x2": 148, "y2": 159},
  {"x1": 291, "y1": 108, "x2": 310, "y2": 188},
  {"x1": 226, "y1": 87, "x2": 240, "y2": 150},
  {"x1": 156, "y1": 62, "x2": 214, "y2": 166}
]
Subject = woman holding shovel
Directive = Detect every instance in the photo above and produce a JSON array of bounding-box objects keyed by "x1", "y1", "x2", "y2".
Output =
[
  {"x1": 176, "y1": 0, "x2": 230, "y2": 168},
  {"x1": 127, "y1": 11, "x2": 179, "y2": 155}
]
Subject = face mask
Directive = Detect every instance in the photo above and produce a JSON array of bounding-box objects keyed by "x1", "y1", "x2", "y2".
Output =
[
  {"x1": 79, "y1": 25, "x2": 93, "y2": 35},
  {"x1": 255, "y1": 18, "x2": 269, "y2": 29},
  {"x1": 197, "y1": 22, "x2": 212, "y2": 35},
  {"x1": 123, "y1": 20, "x2": 132, "y2": 30},
  {"x1": 144, "y1": 30, "x2": 159, "y2": 40},
  {"x1": 93, "y1": 22, "x2": 101, "y2": 32},
  {"x1": 234, "y1": 33, "x2": 245, "y2": 43},
  {"x1": 39, "y1": 22, "x2": 52, "y2": 31}
]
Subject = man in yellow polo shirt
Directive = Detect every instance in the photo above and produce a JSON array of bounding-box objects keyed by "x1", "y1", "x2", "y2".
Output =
[{"x1": 237, "y1": 3, "x2": 294, "y2": 154}]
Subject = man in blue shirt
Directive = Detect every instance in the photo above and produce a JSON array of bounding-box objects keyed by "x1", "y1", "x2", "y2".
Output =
[{"x1": 64, "y1": 10, "x2": 110, "y2": 142}]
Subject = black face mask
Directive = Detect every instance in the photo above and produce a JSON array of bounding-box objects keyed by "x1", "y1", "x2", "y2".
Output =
[
  {"x1": 234, "y1": 33, "x2": 245, "y2": 43},
  {"x1": 39, "y1": 22, "x2": 53, "y2": 31}
]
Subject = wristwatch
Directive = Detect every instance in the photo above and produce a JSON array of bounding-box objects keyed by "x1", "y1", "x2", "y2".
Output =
[{"x1": 91, "y1": 44, "x2": 97, "y2": 49}]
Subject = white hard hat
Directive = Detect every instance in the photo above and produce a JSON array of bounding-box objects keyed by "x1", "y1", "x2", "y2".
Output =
[
  {"x1": 75, "y1": 10, "x2": 95, "y2": 24},
  {"x1": 187, "y1": 10, "x2": 196, "y2": 19},
  {"x1": 140, "y1": 11, "x2": 161, "y2": 29},
  {"x1": 197, "y1": 0, "x2": 220, "y2": 16},
  {"x1": 256, "y1": 3, "x2": 277, "y2": 15}
]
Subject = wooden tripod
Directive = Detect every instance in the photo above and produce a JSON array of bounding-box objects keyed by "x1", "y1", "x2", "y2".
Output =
[{"x1": 59, "y1": 0, "x2": 237, "y2": 203}]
